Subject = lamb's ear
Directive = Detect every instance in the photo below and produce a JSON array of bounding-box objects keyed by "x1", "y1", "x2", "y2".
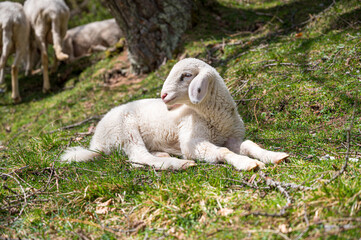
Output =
[{"x1": 188, "y1": 70, "x2": 211, "y2": 104}]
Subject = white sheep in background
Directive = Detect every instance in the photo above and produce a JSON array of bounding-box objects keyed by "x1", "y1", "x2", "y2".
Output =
[
  {"x1": 61, "y1": 58, "x2": 289, "y2": 171},
  {"x1": 24, "y1": 0, "x2": 69, "y2": 93},
  {"x1": 0, "y1": 1, "x2": 29, "y2": 103},
  {"x1": 63, "y1": 19, "x2": 123, "y2": 61}
]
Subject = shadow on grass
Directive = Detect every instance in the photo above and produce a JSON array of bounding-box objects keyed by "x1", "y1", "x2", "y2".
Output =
[
  {"x1": 2, "y1": 0, "x2": 356, "y2": 106},
  {"x1": 0, "y1": 55, "x2": 98, "y2": 106},
  {"x1": 192, "y1": 0, "x2": 337, "y2": 41},
  {"x1": 191, "y1": 0, "x2": 360, "y2": 116}
]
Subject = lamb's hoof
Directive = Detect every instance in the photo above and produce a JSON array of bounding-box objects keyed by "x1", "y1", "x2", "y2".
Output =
[
  {"x1": 246, "y1": 160, "x2": 265, "y2": 171},
  {"x1": 57, "y1": 52, "x2": 69, "y2": 61},
  {"x1": 272, "y1": 152, "x2": 289, "y2": 164},
  {"x1": 180, "y1": 160, "x2": 197, "y2": 170},
  {"x1": 131, "y1": 163, "x2": 144, "y2": 168},
  {"x1": 233, "y1": 159, "x2": 265, "y2": 171}
]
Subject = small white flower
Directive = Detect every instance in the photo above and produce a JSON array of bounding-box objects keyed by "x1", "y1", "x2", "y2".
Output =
[{"x1": 349, "y1": 158, "x2": 359, "y2": 162}]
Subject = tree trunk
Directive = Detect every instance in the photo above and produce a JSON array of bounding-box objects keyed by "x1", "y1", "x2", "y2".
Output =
[{"x1": 104, "y1": 0, "x2": 193, "y2": 74}]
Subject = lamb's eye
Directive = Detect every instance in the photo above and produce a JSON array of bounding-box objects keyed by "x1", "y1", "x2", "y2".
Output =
[{"x1": 180, "y1": 73, "x2": 192, "y2": 81}]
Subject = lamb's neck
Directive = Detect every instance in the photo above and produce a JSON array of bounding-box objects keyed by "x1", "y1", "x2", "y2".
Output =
[{"x1": 192, "y1": 81, "x2": 239, "y2": 125}]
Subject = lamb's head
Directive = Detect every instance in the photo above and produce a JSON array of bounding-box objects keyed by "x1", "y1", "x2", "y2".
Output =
[{"x1": 161, "y1": 58, "x2": 219, "y2": 110}]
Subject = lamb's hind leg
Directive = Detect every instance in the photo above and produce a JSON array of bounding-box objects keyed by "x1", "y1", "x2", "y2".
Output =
[
  {"x1": 127, "y1": 145, "x2": 196, "y2": 170},
  {"x1": 122, "y1": 128, "x2": 195, "y2": 170},
  {"x1": 11, "y1": 48, "x2": 23, "y2": 103},
  {"x1": 151, "y1": 152, "x2": 171, "y2": 158},
  {"x1": 0, "y1": 28, "x2": 13, "y2": 84},
  {"x1": 34, "y1": 24, "x2": 51, "y2": 93},
  {"x1": 227, "y1": 138, "x2": 289, "y2": 164},
  {"x1": 51, "y1": 16, "x2": 68, "y2": 61},
  {"x1": 131, "y1": 152, "x2": 171, "y2": 168}
]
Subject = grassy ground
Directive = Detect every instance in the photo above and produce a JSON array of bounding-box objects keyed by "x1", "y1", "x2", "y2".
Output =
[{"x1": 1, "y1": 0, "x2": 361, "y2": 239}]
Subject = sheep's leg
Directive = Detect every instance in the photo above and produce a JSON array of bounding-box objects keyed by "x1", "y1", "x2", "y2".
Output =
[
  {"x1": 131, "y1": 152, "x2": 171, "y2": 168},
  {"x1": 0, "y1": 32, "x2": 3, "y2": 84},
  {"x1": 41, "y1": 49, "x2": 50, "y2": 93},
  {"x1": 36, "y1": 35, "x2": 51, "y2": 93},
  {"x1": 226, "y1": 138, "x2": 289, "y2": 164},
  {"x1": 25, "y1": 51, "x2": 31, "y2": 76},
  {"x1": 0, "y1": 28, "x2": 12, "y2": 84},
  {"x1": 33, "y1": 21, "x2": 52, "y2": 93},
  {"x1": 51, "y1": 17, "x2": 68, "y2": 61},
  {"x1": 25, "y1": 42, "x2": 35, "y2": 76},
  {"x1": 127, "y1": 143, "x2": 196, "y2": 170},
  {"x1": 119, "y1": 127, "x2": 195, "y2": 170},
  {"x1": 240, "y1": 140, "x2": 289, "y2": 164},
  {"x1": 10, "y1": 49, "x2": 22, "y2": 103},
  {"x1": 0, "y1": 69, "x2": 4, "y2": 85},
  {"x1": 182, "y1": 139, "x2": 265, "y2": 171}
]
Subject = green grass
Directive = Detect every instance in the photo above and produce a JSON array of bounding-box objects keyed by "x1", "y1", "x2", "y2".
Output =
[{"x1": 1, "y1": 0, "x2": 361, "y2": 239}]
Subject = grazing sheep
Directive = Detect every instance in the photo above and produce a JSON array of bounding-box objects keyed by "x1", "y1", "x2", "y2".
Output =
[
  {"x1": 0, "y1": 1, "x2": 29, "y2": 103},
  {"x1": 63, "y1": 19, "x2": 123, "y2": 61},
  {"x1": 24, "y1": 0, "x2": 69, "y2": 93},
  {"x1": 61, "y1": 58, "x2": 289, "y2": 171}
]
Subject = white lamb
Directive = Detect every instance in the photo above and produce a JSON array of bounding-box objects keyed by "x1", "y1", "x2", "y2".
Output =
[
  {"x1": 63, "y1": 19, "x2": 123, "y2": 61},
  {"x1": 61, "y1": 58, "x2": 289, "y2": 171},
  {"x1": 24, "y1": 0, "x2": 69, "y2": 93},
  {"x1": 0, "y1": 1, "x2": 29, "y2": 103}
]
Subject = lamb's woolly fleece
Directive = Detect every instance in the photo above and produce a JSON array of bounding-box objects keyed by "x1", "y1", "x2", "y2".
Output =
[
  {"x1": 61, "y1": 58, "x2": 288, "y2": 170},
  {"x1": 0, "y1": 1, "x2": 29, "y2": 103},
  {"x1": 24, "y1": 0, "x2": 69, "y2": 92},
  {"x1": 63, "y1": 19, "x2": 123, "y2": 60}
]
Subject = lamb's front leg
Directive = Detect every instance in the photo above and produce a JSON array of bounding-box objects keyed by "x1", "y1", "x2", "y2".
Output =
[
  {"x1": 226, "y1": 138, "x2": 289, "y2": 164},
  {"x1": 181, "y1": 139, "x2": 265, "y2": 171}
]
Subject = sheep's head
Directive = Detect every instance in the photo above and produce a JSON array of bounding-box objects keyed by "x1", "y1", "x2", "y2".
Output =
[{"x1": 161, "y1": 58, "x2": 217, "y2": 110}]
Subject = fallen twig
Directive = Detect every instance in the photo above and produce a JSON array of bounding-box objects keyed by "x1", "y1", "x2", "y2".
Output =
[
  {"x1": 48, "y1": 115, "x2": 103, "y2": 134},
  {"x1": 210, "y1": 40, "x2": 246, "y2": 51},
  {"x1": 246, "y1": 98, "x2": 358, "y2": 218},
  {"x1": 0, "y1": 172, "x2": 27, "y2": 223},
  {"x1": 318, "y1": 99, "x2": 357, "y2": 186},
  {"x1": 259, "y1": 171, "x2": 292, "y2": 211},
  {"x1": 294, "y1": 203, "x2": 310, "y2": 240},
  {"x1": 235, "y1": 98, "x2": 260, "y2": 103},
  {"x1": 222, "y1": 177, "x2": 270, "y2": 190},
  {"x1": 263, "y1": 62, "x2": 301, "y2": 68},
  {"x1": 243, "y1": 171, "x2": 293, "y2": 217},
  {"x1": 8, "y1": 166, "x2": 29, "y2": 175},
  {"x1": 246, "y1": 229, "x2": 290, "y2": 240},
  {"x1": 301, "y1": 0, "x2": 336, "y2": 25},
  {"x1": 272, "y1": 180, "x2": 313, "y2": 191},
  {"x1": 243, "y1": 210, "x2": 286, "y2": 218}
]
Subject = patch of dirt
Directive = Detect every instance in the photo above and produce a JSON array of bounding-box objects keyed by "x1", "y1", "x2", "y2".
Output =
[{"x1": 101, "y1": 52, "x2": 146, "y2": 89}]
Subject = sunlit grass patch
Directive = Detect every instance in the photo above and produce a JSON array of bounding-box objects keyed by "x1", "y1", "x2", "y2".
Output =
[{"x1": 1, "y1": 0, "x2": 361, "y2": 239}]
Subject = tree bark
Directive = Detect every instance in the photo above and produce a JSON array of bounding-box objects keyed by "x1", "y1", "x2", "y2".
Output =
[{"x1": 104, "y1": 0, "x2": 193, "y2": 74}]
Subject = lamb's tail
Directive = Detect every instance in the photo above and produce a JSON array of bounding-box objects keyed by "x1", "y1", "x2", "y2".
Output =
[{"x1": 60, "y1": 146, "x2": 100, "y2": 162}]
